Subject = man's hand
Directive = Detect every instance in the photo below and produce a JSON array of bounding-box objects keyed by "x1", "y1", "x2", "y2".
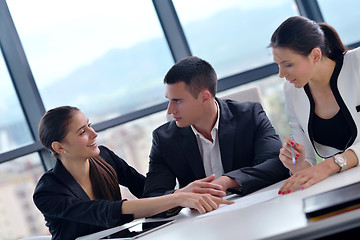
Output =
[
  {"x1": 175, "y1": 174, "x2": 226, "y2": 197},
  {"x1": 212, "y1": 176, "x2": 240, "y2": 192}
]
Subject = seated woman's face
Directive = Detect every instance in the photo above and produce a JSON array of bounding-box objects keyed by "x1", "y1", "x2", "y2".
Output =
[{"x1": 56, "y1": 110, "x2": 100, "y2": 160}]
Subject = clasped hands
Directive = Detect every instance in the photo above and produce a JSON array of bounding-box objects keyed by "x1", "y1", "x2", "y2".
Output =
[{"x1": 174, "y1": 174, "x2": 235, "y2": 213}]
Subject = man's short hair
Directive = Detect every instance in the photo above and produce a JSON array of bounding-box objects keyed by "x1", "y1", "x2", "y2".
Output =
[{"x1": 164, "y1": 56, "x2": 217, "y2": 98}]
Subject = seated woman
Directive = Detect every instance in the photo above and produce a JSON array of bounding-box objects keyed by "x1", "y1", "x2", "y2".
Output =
[
  {"x1": 269, "y1": 16, "x2": 360, "y2": 194},
  {"x1": 33, "y1": 106, "x2": 232, "y2": 239}
]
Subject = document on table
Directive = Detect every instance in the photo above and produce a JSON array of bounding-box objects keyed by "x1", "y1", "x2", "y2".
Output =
[{"x1": 196, "y1": 188, "x2": 279, "y2": 219}]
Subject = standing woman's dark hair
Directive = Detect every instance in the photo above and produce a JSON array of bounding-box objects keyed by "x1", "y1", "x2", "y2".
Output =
[
  {"x1": 38, "y1": 106, "x2": 121, "y2": 201},
  {"x1": 270, "y1": 16, "x2": 347, "y2": 60}
]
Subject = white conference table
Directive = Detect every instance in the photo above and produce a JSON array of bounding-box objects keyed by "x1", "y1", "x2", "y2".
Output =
[{"x1": 79, "y1": 166, "x2": 360, "y2": 240}]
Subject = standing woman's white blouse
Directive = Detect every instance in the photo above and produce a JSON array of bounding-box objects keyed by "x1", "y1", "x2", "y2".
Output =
[{"x1": 283, "y1": 47, "x2": 360, "y2": 165}]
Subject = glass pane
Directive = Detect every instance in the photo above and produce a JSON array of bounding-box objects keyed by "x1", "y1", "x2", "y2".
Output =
[
  {"x1": 0, "y1": 153, "x2": 49, "y2": 239},
  {"x1": 217, "y1": 75, "x2": 290, "y2": 140},
  {"x1": 0, "y1": 48, "x2": 33, "y2": 153},
  {"x1": 7, "y1": 0, "x2": 174, "y2": 124},
  {"x1": 173, "y1": 0, "x2": 298, "y2": 79},
  {"x1": 96, "y1": 110, "x2": 168, "y2": 199},
  {"x1": 317, "y1": 0, "x2": 360, "y2": 46}
]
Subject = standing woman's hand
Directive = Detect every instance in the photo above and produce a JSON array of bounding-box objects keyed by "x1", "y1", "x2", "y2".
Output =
[
  {"x1": 279, "y1": 136, "x2": 309, "y2": 174},
  {"x1": 278, "y1": 162, "x2": 332, "y2": 195}
]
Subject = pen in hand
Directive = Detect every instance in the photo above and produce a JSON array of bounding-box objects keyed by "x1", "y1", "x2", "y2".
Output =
[{"x1": 290, "y1": 134, "x2": 296, "y2": 165}]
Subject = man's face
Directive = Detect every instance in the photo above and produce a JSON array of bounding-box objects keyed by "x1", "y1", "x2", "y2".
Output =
[{"x1": 165, "y1": 82, "x2": 204, "y2": 128}]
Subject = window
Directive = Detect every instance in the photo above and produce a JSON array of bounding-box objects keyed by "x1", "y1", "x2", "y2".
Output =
[
  {"x1": 7, "y1": 0, "x2": 174, "y2": 124},
  {"x1": 0, "y1": 48, "x2": 33, "y2": 154},
  {"x1": 96, "y1": 109, "x2": 167, "y2": 199},
  {"x1": 1, "y1": 0, "x2": 359, "y2": 238},
  {"x1": 317, "y1": 0, "x2": 360, "y2": 46},
  {"x1": 0, "y1": 153, "x2": 49, "y2": 239},
  {"x1": 173, "y1": 0, "x2": 298, "y2": 79},
  {"x1": 218, "y1": 75, "x2": 290, "y2": 140}
]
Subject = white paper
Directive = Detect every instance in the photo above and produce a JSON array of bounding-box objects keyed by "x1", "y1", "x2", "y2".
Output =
[{"x1": 196, "y1": 188, "x2": 279, "y2": 219}]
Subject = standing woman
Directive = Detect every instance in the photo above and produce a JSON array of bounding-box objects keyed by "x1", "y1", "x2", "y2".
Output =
[
  {"x1": 33, "y1": 106, "x2": 232, "y2": 239},
  {"x1": 269, "y1": 16, "x2": 360, "y2": 194}
]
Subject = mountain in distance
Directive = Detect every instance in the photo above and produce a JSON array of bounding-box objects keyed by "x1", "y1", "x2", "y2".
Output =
[
  {"x1": 39, "y1": 3, "x2": 293, "y2": 121},
  {"x1": 39, "y1": 37, "x2": 172, "y2": 121}
]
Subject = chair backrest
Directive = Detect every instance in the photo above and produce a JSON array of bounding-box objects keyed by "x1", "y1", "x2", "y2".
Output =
[
  {"x1": 220, "y1": 86, "x2": 265, "y2": 108},
  {"x1": 18, "y1": 236, "x2": 52, "y2": 240}
]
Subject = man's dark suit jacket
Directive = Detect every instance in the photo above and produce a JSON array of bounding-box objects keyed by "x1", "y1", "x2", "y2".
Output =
[
  {"x1": 143, "y1": 98, "x2": 289, "y2": 198},
  {"x1": 33, "y1": 146, "x2": 145, "y2": 240}
]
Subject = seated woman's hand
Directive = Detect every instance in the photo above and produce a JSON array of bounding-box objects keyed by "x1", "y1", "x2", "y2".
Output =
[{"x1": 175, "y1": 192, "x2": 234, "y2": 214}]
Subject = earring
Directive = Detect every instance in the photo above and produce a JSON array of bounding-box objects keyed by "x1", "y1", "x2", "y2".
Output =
[{"x1": 315, "y1": 62, "x2": 318, "y2": 66}]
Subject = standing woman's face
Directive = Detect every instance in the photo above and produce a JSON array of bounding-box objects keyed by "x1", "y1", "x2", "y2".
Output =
[
  {"x1": 53, "y1": 110, "x2": 100, "y2": 161},
  {"x1": 272, "y1": 47, "x2": 317, "y2": 88}
]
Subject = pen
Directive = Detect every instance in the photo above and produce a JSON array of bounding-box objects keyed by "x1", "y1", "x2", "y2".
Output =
[{"x1": 290, "y1": 134, "x2": 296, "y2": 165}]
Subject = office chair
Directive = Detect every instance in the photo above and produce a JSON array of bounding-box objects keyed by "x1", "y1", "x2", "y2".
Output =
[{"x1": 220, "y1": 86, "x2": 265, "y2": 108}]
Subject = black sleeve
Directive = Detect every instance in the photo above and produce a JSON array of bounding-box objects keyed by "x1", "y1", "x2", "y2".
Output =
[
  {"x1": 142, "y1": 130, "x2": 178, "y2": 198},
  {"x1": 33, "y1": 174, "x2": 134, "y2": 228},
  {"x1": 225, "y1": 103, "x2": 290, "y2": 195}
]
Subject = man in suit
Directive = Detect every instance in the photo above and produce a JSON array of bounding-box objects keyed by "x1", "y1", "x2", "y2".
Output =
[{"x1": 143, "y1": 56, "x2": 289, "y2": 202}]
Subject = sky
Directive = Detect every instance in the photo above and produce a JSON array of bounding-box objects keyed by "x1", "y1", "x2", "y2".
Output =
[
  {"x1": 4, "y1": 0, "x2": 293, "y2": 88},
  {"x1": 0, "y1": 0, "x2": 296, "y2": 117},
  {"x1": 6, "y1": 0, "x2": 163, "y2": 87},
  {"x1": 3, "y1": 0, "x2": 358, "y2": 95},
  {"x1": 173, "y1": 0, "x2": 296, "y2": 24}
]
